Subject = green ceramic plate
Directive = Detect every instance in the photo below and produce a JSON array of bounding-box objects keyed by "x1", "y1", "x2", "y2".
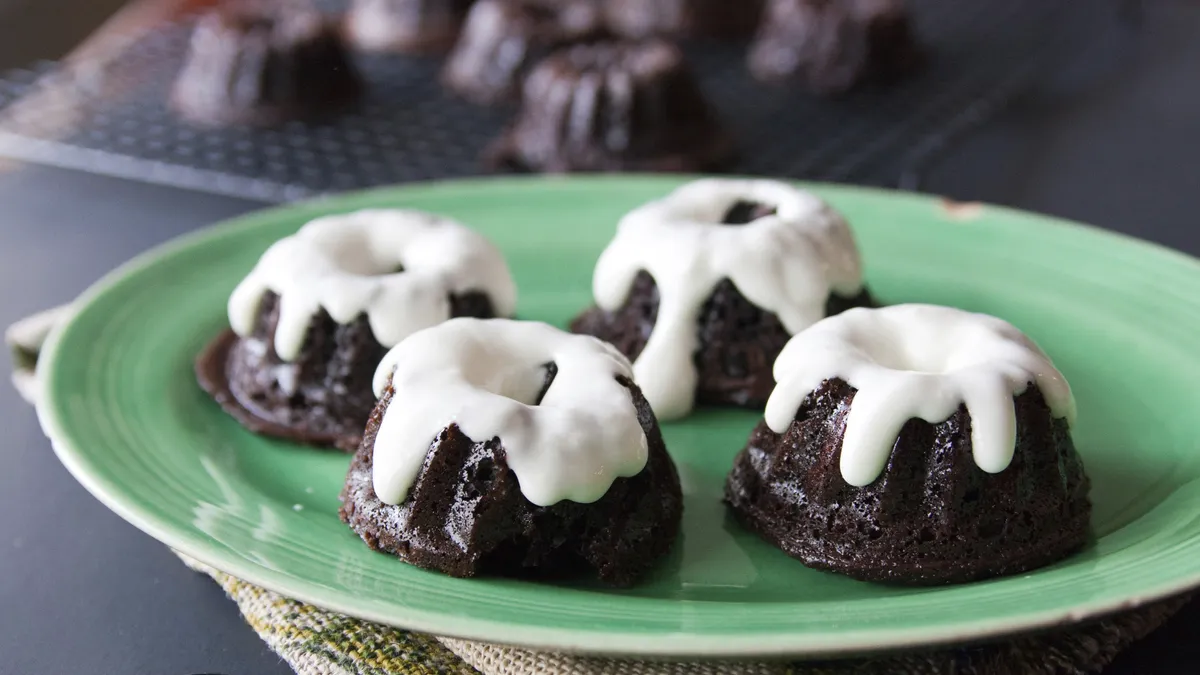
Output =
[{"x1": 37, "y1": 177, "x2": 1200, "y2": 658}]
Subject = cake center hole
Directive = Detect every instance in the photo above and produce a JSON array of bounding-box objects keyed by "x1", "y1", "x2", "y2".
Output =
[
  {"x1": 534, "y1": 362, "x2": 558, "y2": 406},
  {"x1": 867, "y1": 342, "x2": 957, "y2": 374},
  {"x1": 494, "y1": 361, "x2": 558, "y2": 405},
  {"x1": 343, "y1": 260, "x2": 404, "y2": 277},
  {"x1": 721, "y1": 200, "x2": 778, "y2": 225},
  {"x1": 328, "y1": 243, "x2": 406, "y2": 276}
]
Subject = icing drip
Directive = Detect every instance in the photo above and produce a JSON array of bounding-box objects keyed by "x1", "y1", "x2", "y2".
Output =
[
  {"x1": 228, "y1": 209, "x2": 517, "y2": 361},
  {"x1": 371, "y1": 319, "x2": 650, "y2": 507},
  {"x1": 764, "y1": 304, "x2": 1076, "y2": 486},
  {"x1": 592, "y1": 179, "x2": 864, "y2": 420}
]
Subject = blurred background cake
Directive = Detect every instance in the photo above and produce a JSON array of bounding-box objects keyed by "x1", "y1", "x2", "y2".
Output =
[
  {"x1": 748, "y1": 0, "x2": 923, "y2": 94},
  {"x1": 604, "y1": 0, "x2": 765, "y2": 41},
  {"x1": 345, "y1": 0, "x2": 476, "y2": 54},
  {"x1": 170, "y1": 0, "x2": 362, "y2": 126},
  {"x1": 442, "y1": 0, "x2": 606, "y2": 104},
  {"x1": 488, "y1": 39, "x2": 735, "y2": 172}
]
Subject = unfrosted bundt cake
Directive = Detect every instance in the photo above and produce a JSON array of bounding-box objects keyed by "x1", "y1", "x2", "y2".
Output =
[
  {"x1": 488, "y1": 39, "x2": 734, "y2": 173},
  {"x1": 339, "y1": 318, "x2": 683, "y2": 586},
  {"x1": 195, "y1": 209, "x2": 517, "y2": 451},
  {"x1": 748, "y1": 0, "x2": 922, "y2": 95},
  {"x1": 604, "y1": 0, "x2": 765, "y2": 41},
  {"x1": 443, "y1": 0, "x2": 607, "y2": 104},
  {"x1": 725, "y1": 304, "x2": 1091, "y2": 585},
  {"x1": 345, "y1": 0, "x2": 476, "y2": 54},
  {"x1": 571, "y1": 179, "x2": 873, "y2": 421},
  {"x1": 171, "y1": 0, "x2": 362, "y2": 126}
]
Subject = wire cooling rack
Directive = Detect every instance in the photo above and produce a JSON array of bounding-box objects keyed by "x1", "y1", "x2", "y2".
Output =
[{"x1": 0, "y1": 0, "x2": 1122, "y2": 203}]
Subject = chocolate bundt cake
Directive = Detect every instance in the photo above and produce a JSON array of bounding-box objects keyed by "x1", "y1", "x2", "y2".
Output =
[
  {"x1": 339, "y1": 319, "x2": 683, "y2": 586},
  {"x1": 571, "y1": 179, "x2": 872, "y2": 420},
  {"x1": 195, "y1": 210, "x2": 517, "y2": 451},
  {"x1": 442, "y1": 0, "x2": 606, "y2": 104},
  {"x1": 725, "y1": 304, "x2": 1091, "y2": 585},
  {"x1": 345, "y1": 0, "x2": 476, "y2": 54},
  {"x1": 488, "y1": 39, "x2": 734, "y2": 173},
  {"x1": 748, "y1": 0, "x2": 922, "y2": 94},
  {"x1": 171, "y1": 1, "x2": 362, "y2": 127},
  {"x1": 605, "y1": 0, "x2": 765, "y2": 41}
]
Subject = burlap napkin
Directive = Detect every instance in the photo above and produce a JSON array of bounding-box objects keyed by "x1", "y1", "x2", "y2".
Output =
[{"x1": 7, "y1": 307, "x2": 1191, "y2": 675}]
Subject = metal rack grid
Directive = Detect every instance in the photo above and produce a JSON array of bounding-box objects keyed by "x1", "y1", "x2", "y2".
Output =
[{"x1": 0, "y1": 0, "x2": 1118, "y2": 203}]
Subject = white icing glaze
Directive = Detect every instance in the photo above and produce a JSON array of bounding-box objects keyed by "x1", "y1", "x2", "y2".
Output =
[
  {"x1": 592, "y1": 178, "x2": 864, "y2": 420},
  {"x1": 370, "y1": 318, "x2": 650, "y2": 507},
  {"x1": 228, "y1": 209, "x2": 517, "y2": 361},
  {"x1": 764, "y1": 304, "x2": 1076, "y2": 487}
]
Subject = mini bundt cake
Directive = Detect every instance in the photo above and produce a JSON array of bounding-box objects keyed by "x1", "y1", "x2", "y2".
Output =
[
  {"x1": 339, "y1": 319, "x2": 683, "y2": 586},
  {"x1": 345, "y1": 0, "x2": 476, "y2": 54},
  {"x1": 195, "y1": 209, "x2": 517, "y2": 451},
  {"x1": 605, "y1": 0, "x2": 765, "y2": 41},
  {"x1": 442, "y1": 0, "x2": 606, "y2": 104},
  {"x1": 171, "y1": 0, "x2": 362, "y2": 126},
  {"x1": 571, "y1": 179, "x2": 872, "y2": 420},
  {"x1": 725, "y1": 304, "x2": 1091, "y2": 585},
  {"x1": 748, "y1": 0, "x2": 922, "y2": 95},
  {"x1": 488, "y1": 39, "x2": 734, "y2": 173}
]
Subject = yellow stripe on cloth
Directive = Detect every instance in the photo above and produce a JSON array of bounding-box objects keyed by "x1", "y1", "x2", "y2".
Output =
[{"x1": 179, "y1": 555, "x2": 479, "y2": 675}]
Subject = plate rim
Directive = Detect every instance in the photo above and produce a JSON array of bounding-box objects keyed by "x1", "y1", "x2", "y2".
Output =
[{"x1": 35, "y1": 175, "x2": 1200, "y2": 658}]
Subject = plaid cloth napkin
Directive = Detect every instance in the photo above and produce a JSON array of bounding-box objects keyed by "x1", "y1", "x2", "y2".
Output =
[{"x1": 7, "y1": 306, "x2": 1189, "y2": 675}]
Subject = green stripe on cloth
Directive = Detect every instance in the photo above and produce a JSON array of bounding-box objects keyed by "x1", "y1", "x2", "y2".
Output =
[{"x1": 179, "y1": 555, "x2": 480, "y2": 675}]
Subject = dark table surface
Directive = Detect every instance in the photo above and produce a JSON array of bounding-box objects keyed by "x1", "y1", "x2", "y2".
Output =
[{"x1": 3, "y1": 2, "x2": 1200, "y2": 674}]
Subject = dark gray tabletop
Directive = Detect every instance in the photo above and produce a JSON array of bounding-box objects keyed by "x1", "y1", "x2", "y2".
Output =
[{"x1": 3, "y1": 3, "x2": 1200, "y2": 674}]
